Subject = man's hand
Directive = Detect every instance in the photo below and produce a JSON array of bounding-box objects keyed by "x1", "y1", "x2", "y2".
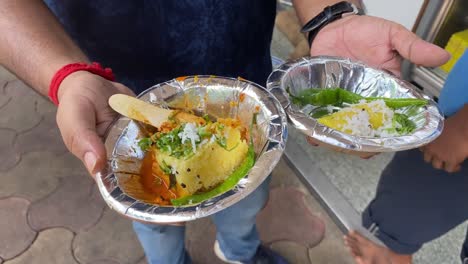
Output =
[
  {"x1": 420, "y1": 106, "x2": 468, "y2": 173},
  {"x1": 56, "y1": 71, "x2": 134, "y2": 175},
  {"x1": 306, "y1": 15, "x2": 450, "y2": 157},
  {"x1": 310, "y1": 15, "x2": 450, "y2": 76}
]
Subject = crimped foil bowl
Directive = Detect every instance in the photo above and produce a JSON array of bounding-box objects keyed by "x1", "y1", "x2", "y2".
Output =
[
  {"x1": 95, "y1": 76, "x2": 287, "y2": 223},
  {"x1": 267, "y1": 56, "x2": 444, "y2": 153}
]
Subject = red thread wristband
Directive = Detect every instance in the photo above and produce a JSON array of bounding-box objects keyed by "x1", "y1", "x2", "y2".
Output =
[{"x1": 48, "y1": 62, "x2": 115, "y2": 105}]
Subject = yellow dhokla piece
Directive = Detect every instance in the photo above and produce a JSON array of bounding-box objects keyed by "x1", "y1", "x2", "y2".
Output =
[{"x1": 155, "y1": 125, "x2": 248, "y2": 196}]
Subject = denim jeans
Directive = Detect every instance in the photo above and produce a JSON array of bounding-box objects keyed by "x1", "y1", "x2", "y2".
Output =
[{"x1": 133, "y1": 177, "x2": 271, "y2": 264}]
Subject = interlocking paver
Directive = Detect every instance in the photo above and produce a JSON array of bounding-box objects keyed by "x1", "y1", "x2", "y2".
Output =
[
  {"x1": 4, "y1": 228, "x2": 77, "y2": 264},
  {"x1": 28, "y1": 172, "x2": 105, "y2": 232},
  {"x1": 73, "y1": 209, "x2": 144, "y2": 264},
  {"x1": 0, "y1": 80, "x2": 42, "y2": 133},
  {"x1": 186, "y1": 217, "x2": 223, "y2": 264},
  {"x1": 303, "y1": 194, "x2": 354, "y2": 263},
  {"x1": 0, "y1": 68, "x2": 16, "y2": 83},
  {"x1": 34, "y1": 95, "x2": 56, "y2": 116},
  {"x1": 15, "y1": 114, "x2": 67, "y2": 156},
  {"x1": 89, "y1": 259, "x2": 121, "y2": 264},
  {"x1": 0, "y1": 151, "x2": 83, "y2": 201},
  {"x1": 0, "y1": 197, "x2": 36, "y2": 260},
  {"x1": 270, "y1": 241, "x2": 310, "y2": 264},
  {"x1": 257, "y1": 187, "x2": 325, "y2": 247},
  {"x1": 0, "y1": 128, "x2": 20, "y2": 172},
  {"x1": 0, "y1": 81, "x2": 11, "y2": 110},
  {"x1": 270, "y1": 158, "x2": 308, "y2": 192}
]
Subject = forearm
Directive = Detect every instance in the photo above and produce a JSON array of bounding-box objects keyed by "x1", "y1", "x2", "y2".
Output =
[
  {"x1": 292, "y1": 0, "x2": 363, "y2": 25},
  {"x1": 0, "y1": 0, "x2": 88, "y2": 96}
]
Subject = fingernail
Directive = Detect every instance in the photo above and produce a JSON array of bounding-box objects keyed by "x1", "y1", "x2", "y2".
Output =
[{"x1": 84, "y1": 152, "x2": 97, "y2": 173}]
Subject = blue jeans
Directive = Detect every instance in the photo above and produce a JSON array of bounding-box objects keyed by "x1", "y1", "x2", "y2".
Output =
[{"x1": 133, "y1": 178, "x2": 271, "y2": 264}]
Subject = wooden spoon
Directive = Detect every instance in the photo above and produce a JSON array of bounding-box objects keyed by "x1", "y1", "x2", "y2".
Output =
[{"x1": 109, "y1": 94, "x2": 205, "y2": 128}]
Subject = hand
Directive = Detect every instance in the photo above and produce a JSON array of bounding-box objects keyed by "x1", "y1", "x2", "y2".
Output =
[
  {"x1": 56, "y1": 71, "x2": 134, "y2": 175},
  {"x1": 310, "y1": 15, "x2": 450, "y2": 76},
  {"x1": 306, "y1": 15, "x2": 450, "y2": 158},
  {"x1": 420, "y1": 108, "x2": 468, "y2": 173}
]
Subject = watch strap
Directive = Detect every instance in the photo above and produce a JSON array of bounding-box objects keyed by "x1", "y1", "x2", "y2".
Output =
[{"x1": 301, "y1": 1, "x2": 360, "y2": 47}]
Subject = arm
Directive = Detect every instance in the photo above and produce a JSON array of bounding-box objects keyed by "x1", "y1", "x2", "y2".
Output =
[
  {"x1": 292, "y1": 1, "x2": 451, "y2": 157},
  {"x1": 0, "y1": 0, "x2": 89, "y2": 95},
  {"x1": 421, "y1": 104, "x2": 468, "y2": 173},
  {"x1": 0, "y1": 0, "x2": 133, "y2": 175},
  {"x1": 292, "y1": 0, "x2": 363, "y2": 26},
  {"x1": 291, "y1": 0, "x2": 448, "y2": 76}
]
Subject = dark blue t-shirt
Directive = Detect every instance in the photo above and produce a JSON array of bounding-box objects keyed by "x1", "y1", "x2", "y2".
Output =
[{"x1": 44, "y1": 0, "x2": 276, "y2": 94}]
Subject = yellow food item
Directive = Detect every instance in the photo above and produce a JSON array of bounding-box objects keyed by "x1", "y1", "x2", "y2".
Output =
[
  {"x1": 317, "y1": 100, "x2": 393, "y2": 136},
  {"x1": 156, "y1": 125, "x2": 248, "y2": 196}
]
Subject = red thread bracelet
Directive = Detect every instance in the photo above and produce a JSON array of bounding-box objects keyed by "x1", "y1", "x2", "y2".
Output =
[{"x1": 48, "y1": 62, "x2": 115, "y2": 105}]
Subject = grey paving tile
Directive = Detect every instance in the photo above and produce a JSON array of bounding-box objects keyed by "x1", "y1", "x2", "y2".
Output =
[
  {"x1": 0, "y1": 82, "x2": 11, "y2": 110},
  {"x1": 73, "y1": 209, "x2": 144, "y2": 264},
  {"x1": 14, "y1": 114, "x2": 67, "y2": 156},
  {"x1": 89, "y1": 259, "x2": 121, "y2": 264},
  {"x1": 270, "y1": 241, "x2": 310, "y2": 264},
  {"x1": 0, "y1": 128, "x2": 20, "y2": 172},
  {"x1": 4, "y1": 228, "x2": 77, "y2": 264},
  {"x1": 0, "y1": 67, "x2": 17, "y2": 83},
  {"x1": 0, "y1": 80, "x2": 42, "y2": 133},
  {"x1": 270, "y1": 158, "x2": 308, "y2": 192},
  {"x1": 0, "y1": 151, "x2": 83, "y2": 201},
  {"x1": 28, "y1": 172, "x2": 105, "y2": 232},
  {"x1": 302, "y1": 193, "x2": 354, "y2": 264},
  {"x1": 186, "y1": 217, "x2": 223, "y2": 264},
  {"x1": 0, "y1": 197, "x2": 36, "y2": 260},
  {"x1": 257, "y1": 187, "x2": 325, "y2": 247},
  {"x1": 271, "y1": 28, "x2": 294, "y2": 61},
  {"x1": 34, "y1": 95, "x2": 56, "y2": 116}
]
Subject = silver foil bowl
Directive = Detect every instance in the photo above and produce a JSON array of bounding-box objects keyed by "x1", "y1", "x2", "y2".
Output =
[
  {"x1": 267, "y1": 56, "x2": 444, "y2": 153},
  {"x1": 95, "y1": 76, "x2": 288, "y2": 223}
]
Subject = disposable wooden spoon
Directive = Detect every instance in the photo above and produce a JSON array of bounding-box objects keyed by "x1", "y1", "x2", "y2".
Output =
[{"x1": 109, "y1": 94, "x2": 205, "y2": 128}]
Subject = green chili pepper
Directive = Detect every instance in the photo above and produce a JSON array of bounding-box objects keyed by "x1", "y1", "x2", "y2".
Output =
[
  {"x1": 170, "y1": 143, "x2": 255, "y2": 206},
  {"x1": 393, "y1": 113, "x2": 416, "y2": 134},
  {"x1": 366, "y1": 97, "x2": 428, "y2": 109},
  {"x1": 290, "y1": 87, "x2": 428, "y2": 109}
]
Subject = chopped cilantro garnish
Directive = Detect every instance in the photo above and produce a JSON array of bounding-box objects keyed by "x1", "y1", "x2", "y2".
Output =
[
  {"x1": 198, "y1": 126, "x2": 212, "y2": 138},
  {"x1": 215, "y1": 135, "x2": 239, "y2": 151},
  {"x1": 138, "y1": 138, "x2": 153, "y2": 151},
  {"x1": 155, "y1": 124, "x2": 201, "y2": 159},
  {"x1": 216, "y1": 136, "x2": 227, "y2": 149},
  {"x1": 202, "y1": 114, "x2": 211, "y2": 123}
]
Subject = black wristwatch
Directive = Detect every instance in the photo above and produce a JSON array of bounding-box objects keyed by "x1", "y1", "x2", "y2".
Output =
[{"x1": 301, "y1": 1, "x2": 364, "y2": 47}]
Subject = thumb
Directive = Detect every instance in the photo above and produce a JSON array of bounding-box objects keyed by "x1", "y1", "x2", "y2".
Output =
[
  {"x1": 390, "y1": 23, "x2": 450, "y2": 67},
  {"x1": 56, "y1": 96, "x2": 107, "y2": 176}
]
